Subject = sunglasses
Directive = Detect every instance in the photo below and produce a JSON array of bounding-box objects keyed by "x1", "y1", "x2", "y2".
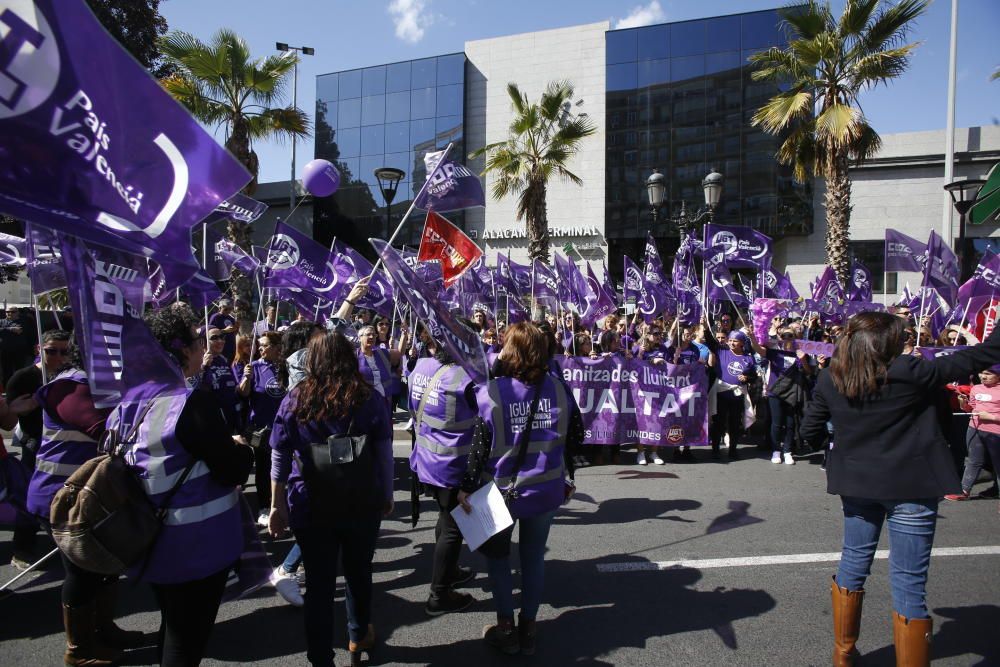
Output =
[
  {"x1": 209, "y1": 335, "x2": 224, "y2": 341},
  {"x1": 780, "y1": 333, "x2": 795, "y2": 340},
  {"x1": 43, "y1": 348, "x2": 70, "y2": 357}
]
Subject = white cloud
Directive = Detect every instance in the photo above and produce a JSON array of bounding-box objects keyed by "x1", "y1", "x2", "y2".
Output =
[
  {"x1": 614, "y1": 0, "x2": 666, "y2": 30},
  {"x1": 388, "y1": 0, "x2": 433, "y2": 44}
]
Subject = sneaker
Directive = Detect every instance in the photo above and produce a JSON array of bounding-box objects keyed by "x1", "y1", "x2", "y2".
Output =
[
  {"x1": 271, "y1": 567, "x2": 304, "y2": 607},
  {"x1": 943, "y1": 491, "x2": 970, "y2": 501},
  {"x1": 783, "y1": 453, "x2": 795, "y2": 465},
  {"x1": 257, "y1": 510, "x2": 270, "y2": 528},
  {"x1": 483, "y1": 619, "x2": 519, "y2": 655},
  {"x1": 9, "y1": 556, "x2": 31, "y2": 571},
  {"x1": 637, "y1": 452, "x2": 647, "y2": 466},
  {"x1": 771, "y1": 452, "x2": 782, "y2": 464},
  {"x1": 447, "y1": 566, "x2": 475, "y2": 587},
  {"x1": 425, "y1": 590, "x2": 473, "y2": 617},
  {"x1": 650, "y1": 453, "x2": 664, "y2": 465}
]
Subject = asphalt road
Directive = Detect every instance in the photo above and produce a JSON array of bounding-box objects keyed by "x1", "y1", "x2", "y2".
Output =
[{"x1": 1, "y1": 435, "x2": 998, "y2": 666}]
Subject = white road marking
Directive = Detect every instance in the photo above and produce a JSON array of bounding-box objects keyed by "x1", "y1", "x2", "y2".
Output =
[{"x1": 596, "y1": 546, "x2": 1000, "y2": 573}]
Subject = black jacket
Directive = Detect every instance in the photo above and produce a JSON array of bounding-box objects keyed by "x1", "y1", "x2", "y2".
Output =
[{"x1": 800, "y1": 327, "x2": 1000, "y2": 499}]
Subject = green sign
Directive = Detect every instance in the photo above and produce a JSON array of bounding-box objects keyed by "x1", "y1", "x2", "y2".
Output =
[{"x1": 971, "y1": 162, "x2": 1000, "y2": 225}]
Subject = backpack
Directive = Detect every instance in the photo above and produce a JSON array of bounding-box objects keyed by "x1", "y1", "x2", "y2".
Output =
[
  {"x1": 300, "y1": 415, "x2": 379, "y2": 513},
  {"x1": 49, "y1": 403, "x2": 195, "y2": 575}
]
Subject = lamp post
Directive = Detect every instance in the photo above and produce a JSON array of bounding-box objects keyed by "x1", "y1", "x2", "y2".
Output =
[
  {"x1": 944, "y1": 177, "x2": 986, "y2": 280},
  {"x1": 276, "y1": 42, "x2": 314, "y2": 217},
  {"x1": 647, "y1": 169, "x2": 723, "y2": 244},
  {"x1": 374, "y1": 167, "x2": 405, "y2": 239},
  {"x1": 646, "y1": 169, "x2": 666, "y2": 227}
]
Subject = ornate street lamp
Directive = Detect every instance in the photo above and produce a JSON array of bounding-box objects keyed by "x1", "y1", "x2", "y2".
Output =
[
  {"x1": 646, "y1": 169, "x2": 667, "y2": 226},
  {"x1": 672, "y1": 169, "x2": 724, "y2": 242},
  {"x1": 374, "y1": 167, "x2": 405, "y2": 237}
]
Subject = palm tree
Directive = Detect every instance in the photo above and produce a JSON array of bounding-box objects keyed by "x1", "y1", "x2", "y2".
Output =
[
  {"x1": 158, "y1": 29, "x2": 310, "y2": 321},
  {"x1": 750, "y1": 0, "x2": 928, "y2": 283},
  {"x1": 470, "y1": 81, "x2": 596, "y2": 264}
]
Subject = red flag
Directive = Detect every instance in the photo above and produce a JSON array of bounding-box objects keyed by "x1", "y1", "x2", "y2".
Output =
[{"x1": 417, "y1": 210, "x2": 483, "y2": 287}]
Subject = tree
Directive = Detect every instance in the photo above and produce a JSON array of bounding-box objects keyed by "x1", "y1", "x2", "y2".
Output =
[
  {"x1": 158, "y1": 29, "x2": 310, "y2": 321},
  {"x1": 750, "y1": 0, "x2": 928, "y2": 283},
  {"x1": 87, "y1": 0, "x2": 173, "y2": 78},
  {"x1": 470, "y1": 81, "x2": 596, "y2": 264}
]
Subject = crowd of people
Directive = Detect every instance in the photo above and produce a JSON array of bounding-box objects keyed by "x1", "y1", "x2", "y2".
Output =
[{"x1": 1, "y1": 281, "x2": 998, "y2": 667}]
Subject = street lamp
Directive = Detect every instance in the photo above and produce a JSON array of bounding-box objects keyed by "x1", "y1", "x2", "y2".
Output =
[
  {"x1": 646, "y1": 169, "x2": 667, "y2": 226},
  {"x1": 659, "y1": 169, "x2": 724, "y2": 243},
  {"x1": 276, "y1": 42, "x2": 314, "y2": 216},
  {"x1": 944, "y1": 177, "x2": 986, "y2": 280},
  {"x1": 374, "y1": 167, "x2": 405, "y2": 238}
]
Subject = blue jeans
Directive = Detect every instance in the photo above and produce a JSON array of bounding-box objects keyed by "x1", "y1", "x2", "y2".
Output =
[
  {"x1": 281, "y1": 542, "x2": 302, "y2": 574},
  {"x1": 485, "y1": 510, "x2": 555, "y2": 621},
  {"x1": 961, "y1": 428, "x2": 1000, "y2": 492},
  {"x1": 836, "y1": 497, "x2": 938, "y2": 619}
]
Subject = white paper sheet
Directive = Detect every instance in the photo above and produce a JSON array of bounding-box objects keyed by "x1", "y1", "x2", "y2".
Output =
[{"x1": 451, "y1": 481, "x2": 514, "y2": 551}]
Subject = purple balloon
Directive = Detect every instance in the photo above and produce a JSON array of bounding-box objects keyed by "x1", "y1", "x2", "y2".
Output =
[{"x1": 302, "y1": 159, "x2": 341, "y2": 197}]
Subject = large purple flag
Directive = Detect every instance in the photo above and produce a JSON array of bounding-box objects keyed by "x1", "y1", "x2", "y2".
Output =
[
  {"x1": 371, "y1": 239, "x2": 487, "y2": 383},
  {"x1": 554, "y1": 253, "x2": 589, "y2": 314},
  {"x1": 214, "y1": 237, "x2": 259, "y2": 279},
  {"x1": 956, "y1": 252, "x2": 1000, "y2": 316},
  {"x1": 60, "y1": 236, "x2": 187, "y2": 407},
  {"x1": 25, "y1": 224, "x2": 64, "y2": 294},
  {"x1": 922, "y1": 231, "x2": 960, "y2": 306},
  {"x1": 332, "y1": 241, "x2": 394, "y2": 316},
  {"x1": 704, "y1": 224, "x2": 772, "y2": 268},
  {"x1": 812, "y1": 266, "x2": 845, "y2": 306},
  {"x1": 671, "y1": 242, "x2": 700, "y2": 297},
  {"x1": 623, "y1": 256, "x2": 672, "y2": 323},
  {"x1": 264, "y1": 221, "x2": 344, "y2": 295},
  {"x1": 581, "y1": 264, "x2": 617, "y2": 327},
  {"x1": 506, "y1": 294, "x2": 530, "y2": 325},
  {"x1": 213, "y1": 192, "x2": 268, "y2": 224},
  {"x1": 507, "y1": 255, "x2": 532, "y2": 297},
  {"x1": 495, "y1": 254, "x2": 518, "y2": 298},
  {"x1": 532, "y1": 260, "x2": 559, "y2": 300},
  {"x1": 676, "y1": 290, "x2": 703, "y2": 326},
  {"x1": 644, "y1": 233, "x2": 668, "y2": 286},
  {"x1": 704, "y1": 246, "x2": 748, "y2": 306},
  {"x1": 271, "y1": 286, "x2": 336, "y2": 322},
  {"x1": 0, "y1": 233, "x2": 26, "y2": 266},
  {"x1": 885, "y1": 229, "x2": 927, "y2": 273},
  {"x1": 848, "y1": 259, "x2": 874, "y2": 302},
  {"x1": 413, "y1": 151, "x2": 485, "y2": 212},
  {"x1": 0, "y1": 1, "x2": 250, "y2": 291}
]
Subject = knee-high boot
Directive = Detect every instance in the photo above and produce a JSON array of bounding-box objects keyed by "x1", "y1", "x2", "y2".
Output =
[
  {"x1": 893, "y1": 611, "x2": 932, "y2": 667},
  {"x1": 831, "y1": 576, "x2": 864, "y2": 666},
  {"x1": 63, "y1": 603, "x2": 122, "y2": 667}
]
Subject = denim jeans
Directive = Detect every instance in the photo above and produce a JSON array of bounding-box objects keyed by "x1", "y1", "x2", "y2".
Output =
[
  {"x1": 485, "y1": 510, "x2": 556, "y2": 621},
  {"x1": 281, "y1": 542, "x2": 302, "y2": 574},
  {"x1": 836, "y1": 496, "x2": 938, "y2": 619},
  {"x1": 768, "y1": 396, "x2": 795, "y2": 454},
  {"x1": 961, "y1": 428, "x2": 1000, "y2": 492},
  {"x1": 294, "y1": 510, "x2": 382, "y2": 667}
]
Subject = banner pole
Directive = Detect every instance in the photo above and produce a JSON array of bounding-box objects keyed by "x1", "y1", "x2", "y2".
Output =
[
  {"x1": 315, "y1": 237, "x2": 337, "y2": 320},
  {"x1": 202, "y1": 224, "x2": 211, "y2": 346},
  {"x1": 32, "y1": 293, "x2": 48, "y2": 384},
  {"x1": 370, "y1": 142, "x2": 454, "y2": 278},
  {"x1": 883, "y1": 270, "x2": 889, "y2": 307}
]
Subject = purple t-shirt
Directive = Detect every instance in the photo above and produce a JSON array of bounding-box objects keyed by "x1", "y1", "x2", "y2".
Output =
[
  {"x1": 716, "y1": 349, "x2": 756, "y2": 386},
  {"x1": 248, "y1": 359, "x2": 286, "y2": 429},
  {"x1": 198, "y1": 355, "x2": 240, "y2": 430}
]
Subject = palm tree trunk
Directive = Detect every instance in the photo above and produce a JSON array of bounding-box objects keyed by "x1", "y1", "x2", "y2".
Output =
[
  {"x1": 824, "y1": 154, "x2": 852, "y2": 285},
  {"x1": 524, "y1": 179, "x2": 549, "y2": 265}
]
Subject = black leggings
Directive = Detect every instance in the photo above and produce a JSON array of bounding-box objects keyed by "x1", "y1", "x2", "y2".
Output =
[
  {"x1": 711, "y1": 390, "x2": 744, "y2": 450},
  {"x1": 151, "y1": 567, "x2": 229, "y2": 667},
  {"x1": 253, "y1": 443, "x2": 272, "y2": 511},
  {"x1": 61, "y1": 551, "x2": 116, "y2": 607},
  {"x1": 428, "y1": 485, "x2": 463, "y2": 598}
]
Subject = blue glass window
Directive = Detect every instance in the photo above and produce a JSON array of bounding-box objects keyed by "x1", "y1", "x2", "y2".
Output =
[
  {"x1": 436, "y1": 115, "x2": 462, "y2": 147},
  {"x1": 383, "y1": 151, "x2": 410, "y2": 176},
  {"x1": 335, "y1": 127, "x2": 360, "y2": 158},
  {"x1": 362, "y1": 66, "x2": 386, "y2": 96},
  {"x1": 607, "y1": 63, "x2": 638, "y2": 91},
  {"x1": 361, "y1": 95, "x2": 385, "y2": 125},
  {"x1": 410, "y1": 87, "x2": 436, "y2": 119},
  {"x1": 706, "y1": 51, "x2": 741, "y2": 75},
  {"x1": 742, "y1": 10, "x2": 783, "y2": 49},
  {"x1": 360, "y1": 155, "x2": 383, "y2": 186},
  {"x1": 317, "y1": 100, "x2": 337, "y2": 129},
  {"x1": 671, "y1": 20, "x2": 706, "y2": 57},
  {"x1": 385, "y1": 121, "x2": 409, "y2": 153},
  {"x1": 437, "y1": 54, "x2": 465, "y2": 85},
  {"x1": 317, "y1": 73, "x2": 338, "y2": 101},
  {"x1": 410, "y1": 118, "x2": 435, "y2": 148},
  {"x1": 360, "y1": 124, "x2": 384, "y2": 155},
  {"x1": 338, "y1": 69, "x2": 363, "y2": 99},
  {"x1": 385, "y1": 91, "x2": 410, "y2": 123},
  {"x1": 671, "y1": 55, "x2": 705, "y2": 82},
  {"x1": 411, "y1": 58, "x2": 436, "y2": 88},
  {"x1": 386, "y1": 61, "x2": 411, "y2": 93},
  {"x1": 637, "y1": 24, "x2": 669, "y2": 60},
  {"x1": 339, "y1": 157, "x2": 360, "y2": 182},
  {"x1": 607, "y1": 29, "x2": 637, "y2": 65},
  {"x1": 338, "y1": 97, "x2": 361, "y2": 128},
  {"x1": 708, "y1": 15, "x2": 741, "y2": 52},
  {"x1": 637, "y1": 58, "x2": 670, "y2": 88},
  {"x1": 436, "y1": 85, "x2": 463, "y2": 117}
]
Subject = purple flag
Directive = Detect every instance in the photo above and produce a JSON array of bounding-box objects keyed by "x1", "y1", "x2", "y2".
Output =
[
  {"x1": 812, "y1": 266, "x2": 845, "y2": 306},
  {"x1": 956, "y1": 252, "x2": 1000, "y2": 316},
  {"x1": 704, "y1": 246, "x2": 748, "y2": 306},
  {"x1": 0, "y1": 232, "x2": 26, "y2": 266},
  {"x1": 0, "y1": 0, "x2": 250, "y2": 292},
  {"x1": 554, "y1": 253, "x2": 589, "y2": 314},
  {"x1": 60, "y1": 236, "x2": 187, "y2": 407},
  {"x1": 264, "y1": 221, "x2": 344, "y2": 296},
  {"x1": 371, "y1": 239, "x2": 488, "y2": 383},
  {"x1": 213, "y1": 193, "x2": 268, "y2": 224},
  {"x1": 581, "y1": 264, "x2": 617, "y2": 328},
  {"x1": 676, "y1": 290, "x2": 703, "y2": 327},
  {"x1": 25, "y1": 224, "x2": 65, "y2": 294},
  {"x1": 644, "y1": 233, "x2": 668, "y2": 286},
  {"x1": 704, "y1": 224, "x2": 772, "y2": 268},
  {"x1": 885, "y1": 229, "x2": 927, "y2": 273},
  {"x1": 330, "y1": 241, "x2": 394, "y2": 316},
  {"x1": 532, "y1": 260, "x2": 559, "y2": 300},
  {"x1": 623, "y1": 256, "x2": 672, "y2": 323},
  {"x1": 507, "y1": 255, "x2": 532, "y2": 296},
  {"x1": 848, "y1": 259, "x2": 874, "y2": 302},
  {"x1": 506, "y1": 294, "x2": 530, "y2": 324},
  {"x1": 413, "y1": 151, "x2": 485, "y2": 212},
  {"x1": 671, "y1": 242, "x2": 700, "y2": 297},
  {"x1": 922, "y1": 231, "x2": 960, "y2": 306},
  {"x1": 214, "y1": 237, "x2": 260, "y2": 279},
  {"x1": 495, "y1": 254, "x2": 518, "y2": 298},
  {"x1": 271, "y1": 286, "x2": 335, "y2": 321},
  {"x1": 180, "y1": 270, "x2": 221, "y2": 310}
]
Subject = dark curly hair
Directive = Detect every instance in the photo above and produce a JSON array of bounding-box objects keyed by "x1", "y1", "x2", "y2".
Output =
[
  {"x1": 283, "y1": 320, "x2": 322, "y2": 356},
  {"x1": 143, "y1": 304, "x2": 200, "y2": 369},
  {"x1": 294, "y1": 332, "x2": 372, "y2": 423}
]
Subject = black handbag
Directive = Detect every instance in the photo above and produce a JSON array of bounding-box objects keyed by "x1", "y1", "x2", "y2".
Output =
[{"x1": 303, "y1": 417, "x2": 377, "y2": 508}]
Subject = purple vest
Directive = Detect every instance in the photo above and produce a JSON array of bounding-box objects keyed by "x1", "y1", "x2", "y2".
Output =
[
  {"x1": 114, "y1": 393, "x2": 242, "y2": 584},
  {"x1": 477, "y1": 375, "x2": 570, "y2": 519},
  {"x1": 248, "y1": 359, "x2": 286, "y2": 429},
  {"x1": 359, "y1": 348, "x2": 394, "y2": 398},
  {"x1": 197, "y1": 355, "x2": 240, "y2": 429},
  {"x1": 408, "y1": 358, "x2": 476, "y2": 489},
  {"x1": 26, "y1": 370, "x2": 100, "y2": 520}
]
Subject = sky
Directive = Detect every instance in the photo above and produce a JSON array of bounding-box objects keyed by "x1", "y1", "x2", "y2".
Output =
[{"x1": 160, "y1": 0, "x2": 1000, "y2": 185}]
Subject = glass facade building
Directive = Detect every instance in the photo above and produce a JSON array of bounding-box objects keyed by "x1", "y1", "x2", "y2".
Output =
[
  {"x1": 313, "y1": 54, "x2": 466, "y2": 256},
  {"x1": 604, "y1": 8, "x2": 812, "y2": 268}
]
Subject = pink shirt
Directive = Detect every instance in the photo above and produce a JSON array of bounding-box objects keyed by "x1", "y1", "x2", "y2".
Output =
[{"x1": 967, "y1": 383, "x2": 1000, "y2": 435}]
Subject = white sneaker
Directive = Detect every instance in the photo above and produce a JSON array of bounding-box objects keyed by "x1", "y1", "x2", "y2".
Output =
[
  {"x1": 650, "y1": 453, "x2": 664, "y2": 465},
  {"x1": 783, "y1": 453, "x2": 795, "y2": 465},
  {"x1": 257, "y1": 510, "x2": 270, "y2": 528},
  {"x1": 771, "y1": 452, "x2": 782, "y2": 464},
  {"x1": 637, "y1": 452, "x2": 647, "y2": 466},
  {"x1": 271, "y1": 567, "x2": 304, "y2": 607}
]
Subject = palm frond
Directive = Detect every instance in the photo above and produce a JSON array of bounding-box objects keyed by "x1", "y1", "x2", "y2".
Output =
[
  {"x1": 850, "y1": 120, "x2": 882, "y2": 165},
  {"x1": 850, "y1": 44, "x2": 920, "y2": 89},
  {"x1": 751, "y1": 89, "x2": 813, "y2": 133},
  {"x1": 838, "y1": 0, "x2": 880, "y2": 38},
  {"x1": 506, "y1": 82, "x2": 529, "y2": 116},
  {"x1": 780, "y1": 2, "x2": 830, "y2": 40},
  {"x1": 244, "y1": 107, "x2": 311, "y2": 142},
  {"x1": 858, "y1": 0, "x2": 929, "y2": 54}
]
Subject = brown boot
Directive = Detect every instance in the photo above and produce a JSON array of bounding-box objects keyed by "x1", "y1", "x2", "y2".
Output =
[
  {"x1": 63, "y1": 604, "x2": 122, "y2": 666},
  {"x1": 347, "y1": 624, "x2": 375, "y2": 667},
  {"x1": 893, "y1": 611, "x2": 932, "y2": 667},
  {"x1": 95, "y1": 582, "x2": 145, "y2": 649},
  {"x1": 518, "y1": 614, "x2": 537, "y2": 656},
  {"x1": 831, "y1": 576, "x2": 864, "y2": 666}
]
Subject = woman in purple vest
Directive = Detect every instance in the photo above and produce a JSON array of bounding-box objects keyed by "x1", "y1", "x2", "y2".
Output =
[
  {"x1": 357, "y1": 325, "x2": 400, "y2": 407},
  {"x1": 268, "y1": 332, "x2": 394, "y2": 667},
  {"x1": 459, "y1": 322, "x2": 585, "y2": 656},
  {"x1": 197, "y1": 327, "x2": 241, "y2": 433},
  {"x1": 27, "y1": 343, "x2": 144, "y2": 666},
  {"x1": 238, "y1": 330, "x2": 288, "y2": 526},
  {"x1": 124, "y1": 305, "x2": 254, "y2": 667}
]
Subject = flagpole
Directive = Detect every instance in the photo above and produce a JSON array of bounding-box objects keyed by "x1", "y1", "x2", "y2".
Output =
[
  {"x1": 530, "y1": 260, "x2": 536, "y2": 318},
  {"x1": 369, "y1": 142, "x2": 455, "y2": 277},
  {"x1": 202, "y1": 224, "x2": 211, "y2": 346},
  {"x1": 31, "y1": 293, "x2": 48, "y2": 384},
  {"x1": 883, "y1": 270, "x2": 889, "y2": 307},
  {"x1": 315, "y1": 237, "x2": 337, "y2": 320}
]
